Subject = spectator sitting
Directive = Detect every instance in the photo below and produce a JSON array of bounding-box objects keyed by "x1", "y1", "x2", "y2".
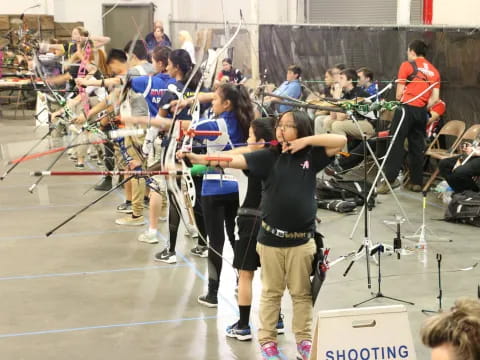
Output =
[
  {"x1": 145, "y1": 21, "x2": 172, "y2": 53},
  {"x1": 357, "y1": 67, "x2": 377, "y2": 96},
  {"x1": 263, "y1": 64, "x2": 302, "y2": 113},
  {"x1": 215, "y1": 58, "x2": 245, "y2": 87}
]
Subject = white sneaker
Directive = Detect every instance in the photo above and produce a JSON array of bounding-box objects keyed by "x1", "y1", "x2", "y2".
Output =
[
  {"x1": 115, "y1": 215, "x2": 146, "y2": 226},
  {"x1": 138, "y1": 231, "x2": 159, "y2": 244},
  {"x1": 158, "y1": 216, "x2": 168, "y2": 222}
]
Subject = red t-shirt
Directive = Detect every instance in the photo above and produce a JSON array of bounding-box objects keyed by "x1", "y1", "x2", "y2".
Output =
[{"x1": 397, "y1": 58, "x2": 440, "y2": 107}]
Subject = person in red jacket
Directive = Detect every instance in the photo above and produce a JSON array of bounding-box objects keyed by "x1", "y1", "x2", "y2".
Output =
[{"x1": 378, "y1": 39, "x2": 440, "y2": 194}]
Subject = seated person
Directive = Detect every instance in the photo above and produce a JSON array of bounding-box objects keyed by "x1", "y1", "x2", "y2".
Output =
[
  {"x1": 421, "y1": 297, "x2": 480, "y2": 360},
  {"x1": 215, "y1": 57, "x2": 245, "y2": 86},
  {"x1": 323, "y1": 69, "x2": 373, "y2": 148},
  {"x1": 357, "y1": 67, "x2": 376, "y2": 96},
  {"x1": 326, "y1": 102, "x2": 448, "y2": 181},
  {"x1": 438, "y1": 141, "x2": 480, "y2": 193},
  {"x1": 263, "y1": 64, "x2": 302, "y2": 113}
]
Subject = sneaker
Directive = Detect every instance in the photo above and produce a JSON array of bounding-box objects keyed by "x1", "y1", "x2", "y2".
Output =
[
  {"x1": 377, "y1": 179, "x2": 400, "y2": 195},
  {"x1": 158, "y1": 216, "x2": 168, "y2": 222},
  {"x1": 154, "y1": 248, "x2": 177, "y2": 264},
  {"x1": 69, "y1": 155, "x2": 77, "y2": 161},
  {"x1": 115, "y1": 215, "x2": 145, "y2": 226},
  {"x1": 197, "y1": 293, "x2": 218, "y2": 308},
  {"x1": 75, "y1": 163, "x2": 85, "y2": 169},
  {"x1": 296, "y1": 340, "x2": 312, "y2": 360},
  {"x1": 138, "y1": 230, "x2": 159, "y2": 244},
  {"x1": 260, "y1": 342, "x2": 281, "y2": 360},
  {"x1": 190, "y1": 245, "x2": 208, "y2": 258},
  {"x1": 276, "y1": 313, "x2": 285, "y2": 335},
  {"x1": 96, "y1": 160, "x2": 103, "y2": 167},
  {"x1": 94, "y1": 177, "x2": 112, "y2": 191},
  {"x1": 89, "y1": 154, "x2": 98, "y2": 160},
  {"x1": 116, "y1": 202, "x2": 133, "y2": 213},
  {"x1": 226, "y1": 321, "x2": 252, "y2": 341}
]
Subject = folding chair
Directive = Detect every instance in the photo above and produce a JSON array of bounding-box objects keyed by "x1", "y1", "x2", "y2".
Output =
[{"x1": 423, "y1": 121, "x2": 480, "y2": 192}]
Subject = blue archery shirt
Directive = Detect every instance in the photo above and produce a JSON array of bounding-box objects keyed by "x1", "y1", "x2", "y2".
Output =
[
  {"x1": 195, "y1": 111, "x2": 245, "y2": 196},
  {"x1": 131, "y1": 73, "x2": 176, "y2": 117},
  {"x1": 273, "y1": 79, "x2": 302, "y2": 113},
  {"x1": 362, "y1": 83, "x2": 377, "y2": 97}
]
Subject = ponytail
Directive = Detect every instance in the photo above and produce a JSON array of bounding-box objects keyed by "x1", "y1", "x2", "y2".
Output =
[
  {"x1": 218, "y1": 83, "x2": 254, "y2": 140},
  {"x1": 169, "y1": 49, "x2": 200, "y2": 89}
]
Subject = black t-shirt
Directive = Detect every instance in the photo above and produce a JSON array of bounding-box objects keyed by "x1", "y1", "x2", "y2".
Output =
[
  {"x1": 342, "y1": 86, "x2": 370, "y2": 100},
  {"x1": 241, "y1": 171, "x2": 262, "y2": 209},
  {"x1": 244, "y1": 146, "x2": 333, "y2": 247}
]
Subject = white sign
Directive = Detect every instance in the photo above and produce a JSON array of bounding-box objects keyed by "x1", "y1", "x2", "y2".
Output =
[{"x1": 311, "y1": 305, "x2": 417, "y2": 360}]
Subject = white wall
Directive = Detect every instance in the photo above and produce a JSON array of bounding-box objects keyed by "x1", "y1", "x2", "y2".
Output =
[
  {"x1": 52, "y1": 0, "x2": 172, "y2": 37},
  {"x1": 433, "y1": 0, "x2": 480, "y2": 26},
  {"x1": 0, "y1": 0, "x2": 55, "y2": 15},
  {"x1": 1, "y1": 0, "x2": 299, "y2": 35}
]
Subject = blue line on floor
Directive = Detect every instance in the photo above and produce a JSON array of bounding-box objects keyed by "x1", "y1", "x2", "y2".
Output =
[
  {"x1": 176, "y1": 252, "x2": 240, "y2": 316},
  {"x1": 0, "y1": 228, "x2": 141, "y2": 242},
  {"x1": 0, "y1": 264, "x2": 189, "y2": 281},
  {"x1": 0, "y1": 315, "x2": 218, "y2": 339}
]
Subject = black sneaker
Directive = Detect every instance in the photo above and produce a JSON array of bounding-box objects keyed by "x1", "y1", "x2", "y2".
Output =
[
  {"x1": 94, "y1": 177, "x2": 112, "y2": 191},
  {"x1": 116, "y1": 202, "x2": 132, "y2": 213},
  {"x1": 190, "y1": 245, "x2": 208, "y2": 258},
  {"x1": 154, "y1": 248, "x2": 177, "y2": 264},
  {"x1": 198, "y1": 293, "x2": 218, "y2": 308},
  {"x1": 75, "y1": 163, "x2": 85, "y2": 169}
]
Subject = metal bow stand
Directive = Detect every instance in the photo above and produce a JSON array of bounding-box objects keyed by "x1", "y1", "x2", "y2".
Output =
[
  {"x1": 422, "y1": 253, "x2": 443, "y2": 314},
  {"x1": 342, "y1": 111, "x2": 414, "y2": 307}
]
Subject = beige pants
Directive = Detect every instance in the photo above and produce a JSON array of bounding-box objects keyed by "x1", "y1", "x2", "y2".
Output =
[
  {"x1": 256, "y1": 239, "x2": 316, "y2": 344},
  {"x1": 331, "y1": 119, "x2": 375, "y2": 151},
  {"x1": 125, "y1": 136, "x2": 146, "y2": 217}
]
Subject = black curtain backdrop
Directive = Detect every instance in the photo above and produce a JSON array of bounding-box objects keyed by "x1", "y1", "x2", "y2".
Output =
[{"x1": 259, "y1": 25, "x2": 480, "y2": 127}]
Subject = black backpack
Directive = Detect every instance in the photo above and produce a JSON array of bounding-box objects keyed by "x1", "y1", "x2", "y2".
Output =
[
  {"x1": 316, "y1": 178, "x2": 376, "y2": 208},
  {"x1": 444, "y1": 190, "x2": 480, "y2": 227}
]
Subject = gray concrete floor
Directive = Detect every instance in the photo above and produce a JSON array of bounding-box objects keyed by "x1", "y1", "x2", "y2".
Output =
[{"x1": 0, "y1": 110, "x2": 479, "y2": 359}]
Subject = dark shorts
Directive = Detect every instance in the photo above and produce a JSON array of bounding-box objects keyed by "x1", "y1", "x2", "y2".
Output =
[{"x1": 233, "y1": 214, "x2": 261, "y2": 270}]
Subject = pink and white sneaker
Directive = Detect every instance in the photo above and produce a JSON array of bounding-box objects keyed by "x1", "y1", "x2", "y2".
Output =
[
  {"x1": 261, "y1": 341, "x2": 281, "y2": 360},
  {"x1": 296, "y1": 340, "x2": 312, "y2": 360}
]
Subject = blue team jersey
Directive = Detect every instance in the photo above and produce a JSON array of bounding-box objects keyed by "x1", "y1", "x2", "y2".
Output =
[
  {"x1": 131, "y1": 73, "x2": 176, "y2": 117},
  {"x1": 196, "y1": 111, "x2": 245, "y2": 196}
]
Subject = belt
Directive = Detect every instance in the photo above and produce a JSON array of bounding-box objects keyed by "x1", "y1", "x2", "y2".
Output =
[
  {"x1": 261, "y1": 221, "x2": 314, "y2": 239},
  {"x1": 237, "y1": 208, "x2": 262, "y2": 217}
]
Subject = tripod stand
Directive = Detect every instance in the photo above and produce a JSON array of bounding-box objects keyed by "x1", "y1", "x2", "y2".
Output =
[
  {"x1": 422, "y1": 253, "x2": 443, "y2": 314},
  {"x1": 405, "y1": 191, "x2": 450, "y2": 249},
  {"x1": 354, "y1": 243, "x2": 414, "y2": 307}
]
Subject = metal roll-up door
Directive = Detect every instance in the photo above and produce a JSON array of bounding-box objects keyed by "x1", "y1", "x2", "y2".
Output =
[{"x1": 308, "y1": 0, "x2": 397, "y2": 24}]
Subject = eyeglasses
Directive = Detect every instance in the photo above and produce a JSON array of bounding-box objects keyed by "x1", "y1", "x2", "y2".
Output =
[{"x1": 275, "y1": 124, "x2": 297, "y2": 130}]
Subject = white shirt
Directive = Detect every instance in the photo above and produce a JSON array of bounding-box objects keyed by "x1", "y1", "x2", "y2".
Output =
[{"x1": 182, "y1": 41, "x2": 196, "y2": 64}]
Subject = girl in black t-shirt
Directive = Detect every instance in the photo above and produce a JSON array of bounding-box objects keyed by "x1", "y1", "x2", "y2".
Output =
[{"x1": 179, "y1": 111, "x2": 346, "y2": 360}]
